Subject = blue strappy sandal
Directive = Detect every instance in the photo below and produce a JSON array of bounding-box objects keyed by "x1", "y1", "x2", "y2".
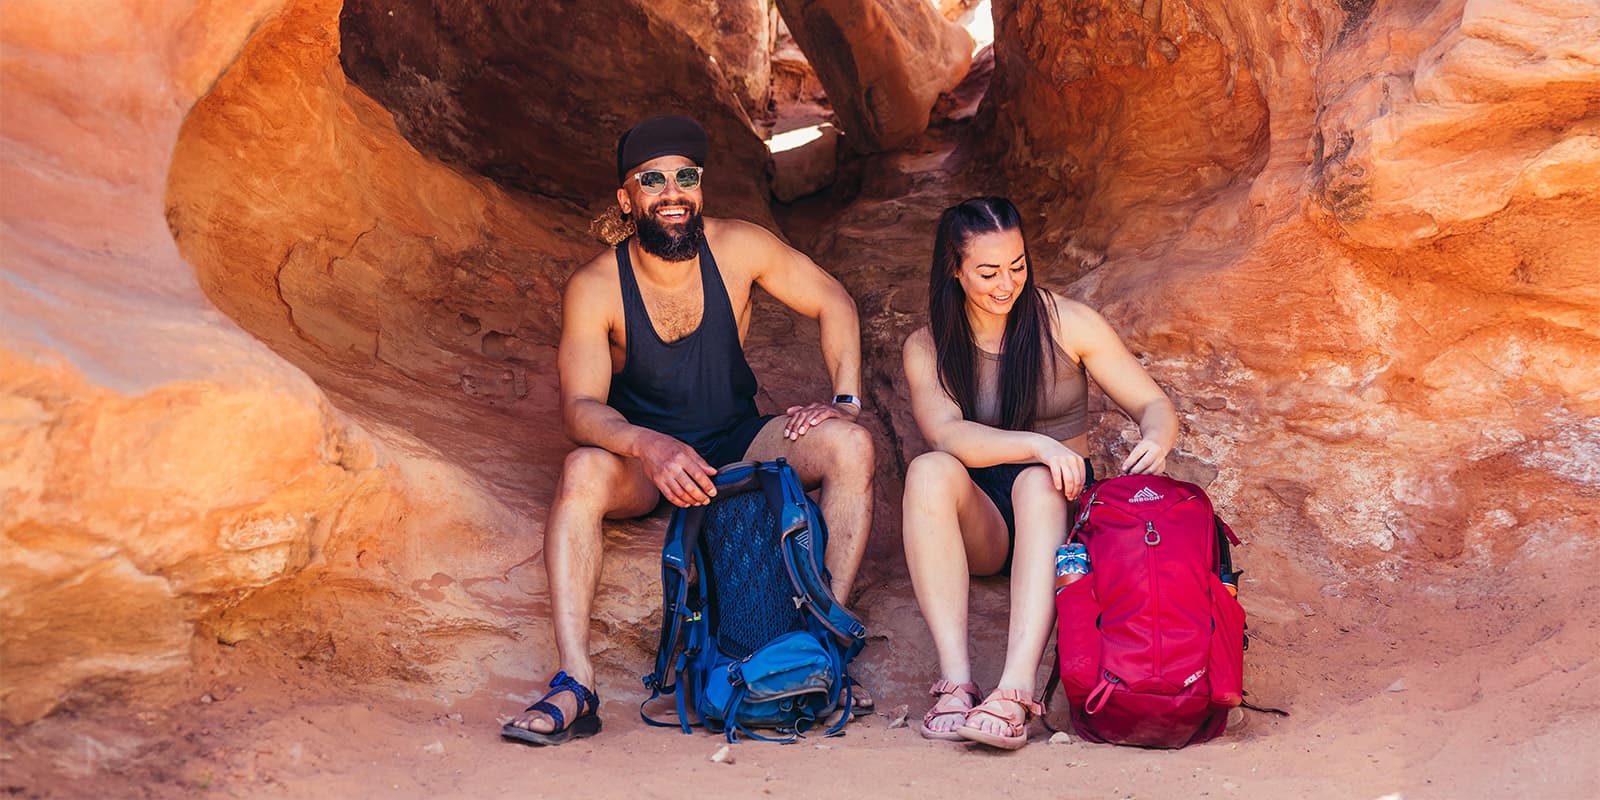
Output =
[
  {"x1": 847, "y1": 675, "x2": 876, "y2": 717},
  {"x1": 501, "y1": 671, "x2": 602, "y2": 746}
]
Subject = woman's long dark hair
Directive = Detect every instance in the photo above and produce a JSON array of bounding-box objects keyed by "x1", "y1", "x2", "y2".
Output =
[{"x1": 928, "y1": 197, "x2": 1057, "y2": 431}]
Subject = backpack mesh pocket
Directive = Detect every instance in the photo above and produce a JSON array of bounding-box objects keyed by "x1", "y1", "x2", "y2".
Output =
[{"x1": 701, "y1": 491, "x2": 807, "y2": 659}]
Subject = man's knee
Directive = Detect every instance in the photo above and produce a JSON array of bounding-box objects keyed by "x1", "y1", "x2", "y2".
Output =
[
  {"x1": 556, "y1": 447, "x2": 625, "y2": 504},
  {"x1": 818, "y1": 419, "x2": 874, "y2": 475}
]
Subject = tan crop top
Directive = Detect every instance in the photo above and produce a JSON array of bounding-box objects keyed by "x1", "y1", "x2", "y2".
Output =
[{"x1": 971, "y1": 343, "x2": 1088, "y2": 439}]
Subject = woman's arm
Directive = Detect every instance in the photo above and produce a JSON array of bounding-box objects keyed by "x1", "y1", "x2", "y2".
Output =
[
  {"x1": 903, "y1": 328, "x2": 1088, "y2": 496},
  {"x1": 1054, "y1": 296, "x2": 1178, "y2": 475}
]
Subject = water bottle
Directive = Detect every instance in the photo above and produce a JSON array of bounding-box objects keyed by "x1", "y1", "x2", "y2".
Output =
[
  {"x1": 1221, "y1": 571, "x2": 1239, "y2": 598},
  {"x1": 1055, "y1": 542, "x2": 1090, "y2": 593}
]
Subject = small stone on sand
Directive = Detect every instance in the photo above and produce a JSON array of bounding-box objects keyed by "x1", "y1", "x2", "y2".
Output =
[
  {"x1": 711, "y1": 744, "x2": 733, "y2": 764},
  {"x1": 887, "y1": 704, "x2": 909, "y2": 729}
]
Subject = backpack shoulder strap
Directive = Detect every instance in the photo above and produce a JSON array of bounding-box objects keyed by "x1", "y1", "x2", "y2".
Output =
[
  {"x1": 757, "y1": 460, "x2": 867, "y2": 651},
  {"x1": 1069, "y1": 481, "x2": 1107, "y2": 540},
  {"x1": 644, "y1": 502, "x2": 707, "y2": 692}
]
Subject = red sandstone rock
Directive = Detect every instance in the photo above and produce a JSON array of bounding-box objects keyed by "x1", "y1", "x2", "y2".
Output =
[
  {"x1": 776, "y1": 0, "x2": 974, "y2": 152},
  {"x1": 656, "y1": 0, "x2": 775, "y2": 120},
  {"x1": 337, "y1": 0, "x2": 776, "y2": 223},
  {"x1": 976, "y1": 0, "x2": 1599, "y2": 567},
  {"x1": 4, "y1": 3, "x2": 1599, "y2": 796}
]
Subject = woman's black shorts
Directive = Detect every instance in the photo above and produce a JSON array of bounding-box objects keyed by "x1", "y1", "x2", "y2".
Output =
[{"x1": 966, "y1": 457, "x2": 1096, "y2": 575}]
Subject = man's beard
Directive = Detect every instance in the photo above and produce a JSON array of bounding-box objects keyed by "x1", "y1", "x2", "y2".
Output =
[{"x1": 634, "y1": 205, "x2": 705, "y2": 262}]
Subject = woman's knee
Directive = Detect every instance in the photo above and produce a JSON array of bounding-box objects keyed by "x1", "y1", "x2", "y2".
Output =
[
  {"x1": 1011, "y1": 466, "x2": 1068, "y2": 514},
  {"x1": 904, "y1": 451, "x2": 966, "y2": 499}
]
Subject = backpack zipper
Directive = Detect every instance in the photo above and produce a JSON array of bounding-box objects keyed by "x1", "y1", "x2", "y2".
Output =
[{"x1": 1146, "y1": 520, "x2": 1164, "y2": 679}]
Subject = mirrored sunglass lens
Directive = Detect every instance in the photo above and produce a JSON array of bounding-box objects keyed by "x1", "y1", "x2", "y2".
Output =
[
  {"x1": 674, "y1": 168, "x2": 701, "y2": 189},
  {"x1": 638, "y1": 171, "x2": 668, "y2": 192}
]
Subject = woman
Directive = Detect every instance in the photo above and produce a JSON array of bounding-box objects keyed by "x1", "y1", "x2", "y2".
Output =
[{"x1": 902, "y1": 197, "x2": 1178, "y2": 750}]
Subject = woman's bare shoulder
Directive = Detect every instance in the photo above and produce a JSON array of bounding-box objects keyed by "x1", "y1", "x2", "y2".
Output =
[{"x1": 903, "y1": 324, "x2": 935, "y2": 353}]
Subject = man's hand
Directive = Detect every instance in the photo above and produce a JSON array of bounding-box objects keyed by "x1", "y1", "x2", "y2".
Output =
[
  {"x1": 783, "y1": 401, "x2": 858, "y2": 441},
  {"x1": 1031, "y1": 435, "x2": 1088, "y2": 501},
  {"x1": 1121, "y1": 437, "x2": 1169, "y2": 475},
  {"x1": 637, "y1": 433, "x2": 718, "y2": 507}
]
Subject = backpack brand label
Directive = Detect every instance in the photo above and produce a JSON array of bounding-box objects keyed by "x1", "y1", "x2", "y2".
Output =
[
  {"x1": 1129, "y1": 487, "x2": 1163, "y2": 502},
  {"x1": 1183, "y1": 668, "x2": 1206, "y2": 687}
]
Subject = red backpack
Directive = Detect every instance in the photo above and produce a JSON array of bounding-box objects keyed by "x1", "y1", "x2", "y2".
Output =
[{"x1": 1048, "y1": 475, "x2": 1246, "y2": 748}]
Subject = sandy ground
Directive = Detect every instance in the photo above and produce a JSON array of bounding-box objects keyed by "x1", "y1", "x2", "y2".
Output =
[{"x1": 6, "y1": 537, "x2": 1598, "y2": 799}]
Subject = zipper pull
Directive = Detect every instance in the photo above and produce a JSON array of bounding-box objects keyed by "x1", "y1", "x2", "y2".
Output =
[{"x1": 1144, "y1": 521, "x2": 1161, "y2": 546}]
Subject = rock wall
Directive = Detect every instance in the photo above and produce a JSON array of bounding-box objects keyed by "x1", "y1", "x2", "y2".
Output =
[
  {"x1": 0, "y1": 0, "x2": 394, "y2": 724},
  {"x1": 978, "y1": 0, "x2": 1600, "y2": 570},
  {"x1": 337, "y1": 0, "x2": 776, "y2": 219}
]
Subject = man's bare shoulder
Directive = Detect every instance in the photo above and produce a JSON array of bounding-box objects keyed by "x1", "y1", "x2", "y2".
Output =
[
  {"x1": 704, "y1": 217, "x2": 785, "y2": 256},
  {"x1": 563, "y1": 247, "x2": 623, "y2": 324},
  {"x1": 565, "y1": 247, "x2": 621, "y2": 297}
]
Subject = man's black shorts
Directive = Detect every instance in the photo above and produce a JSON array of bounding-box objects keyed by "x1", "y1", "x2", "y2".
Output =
[{"x1": 697, "y1": 414, "x2": 777, "y2": 470}]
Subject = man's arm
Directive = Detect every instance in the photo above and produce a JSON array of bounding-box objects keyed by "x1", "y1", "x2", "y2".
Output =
[
  {"x1": 558, "y1": 264, "x2": 719, "y2": 506},
  {"x1": 734, "y1": 221, "x2": 863, "y2": 438}
]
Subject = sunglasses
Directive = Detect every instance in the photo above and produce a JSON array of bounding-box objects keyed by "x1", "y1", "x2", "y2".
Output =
[{"x1": 629, "y1": 166, "x2": 704, "y2": 195}]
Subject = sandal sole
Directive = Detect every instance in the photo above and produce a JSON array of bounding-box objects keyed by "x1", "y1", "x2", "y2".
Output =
[
  {"x1": 500, "y1": 714, "x2": 602, "y2": 747},
  {"x1": 956, "y1": 725, "x2": 1027, "y2": 750}
]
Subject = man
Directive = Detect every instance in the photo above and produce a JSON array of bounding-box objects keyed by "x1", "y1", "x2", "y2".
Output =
[{"x1": 502, "y1": 116, "x2": 876, "y2": 746}]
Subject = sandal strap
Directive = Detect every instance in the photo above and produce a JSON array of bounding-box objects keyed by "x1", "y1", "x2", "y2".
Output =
[
  {"x1": 521, "y1": 670, "x2": 600, "y2": 731},
  {"x1": 928, "y1": 679, "x2": 980, "y2": 700},
  {"x1": 988, "y1": 688, "x2": 1044, "y2": 720},
  {"x1": 526, "y1": 700, "x2": 566, "y2": 732}
]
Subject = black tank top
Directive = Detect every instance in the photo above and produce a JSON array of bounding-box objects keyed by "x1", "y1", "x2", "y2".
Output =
[{"x1": 607, "y1": 238, "x2": 759, "y2": 452}]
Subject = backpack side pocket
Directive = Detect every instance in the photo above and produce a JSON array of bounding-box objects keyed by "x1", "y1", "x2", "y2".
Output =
[
  {"x1": 1207, "y1": 575, "x2": 1245, "y2": 708},
  {"x1": 1054, "y1": 578, "x2": 1103, "y2": 705}
]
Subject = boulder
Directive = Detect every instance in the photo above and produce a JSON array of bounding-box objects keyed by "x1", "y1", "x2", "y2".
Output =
[
  {"x1": 769, "y1": 122, "x2": 842, "y2": 202},
  {"x1": 655, "y1": 0, "x2": 774, "y2": 120},
  {"x1": 775, "y1": 0, "x2": 974, "y2": 152}
]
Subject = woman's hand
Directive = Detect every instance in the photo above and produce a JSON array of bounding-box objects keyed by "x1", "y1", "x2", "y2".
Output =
[
  {"x1": 1031, "y1": 435, "x2": 1088, "y2": 500},
  {"x1": 1121, "y1": 437, "x2": 1170, "y2": 475}
]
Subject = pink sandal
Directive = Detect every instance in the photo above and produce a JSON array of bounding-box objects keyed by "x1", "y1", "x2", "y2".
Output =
[
  {"x1": 956, "y1": 688, "x2": 1043, "y2": 750},
  {"x1": 918, "y1": 679, "x2": 981, "y2": 741}
]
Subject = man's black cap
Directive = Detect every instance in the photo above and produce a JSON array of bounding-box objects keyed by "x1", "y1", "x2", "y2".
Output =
[{"x1": 616, "y1": 115, "x2": 708, "y2": 185}]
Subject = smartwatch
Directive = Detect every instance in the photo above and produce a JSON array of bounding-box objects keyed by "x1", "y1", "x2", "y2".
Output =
[{"x1": 832, "y1": 394, "x2": 862, "y2": 410}]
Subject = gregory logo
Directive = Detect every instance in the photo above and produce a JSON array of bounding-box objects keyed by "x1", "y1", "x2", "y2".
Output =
[
  {"x1": 1183, "y1": 668, "x2": 1206, "y2": 687},
  {"x1": 1129, "y1": 486, "x2": 1163, "y2": 502}
]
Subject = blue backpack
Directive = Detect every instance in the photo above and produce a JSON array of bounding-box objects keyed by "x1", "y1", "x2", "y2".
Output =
[{"x1": 641, "y1": 459, "x2": 867, "y2": 742}]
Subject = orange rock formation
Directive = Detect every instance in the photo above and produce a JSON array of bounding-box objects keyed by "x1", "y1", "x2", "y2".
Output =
[{"x1": 3, "y1": 0, "x2": 1597, "y2": 795}]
